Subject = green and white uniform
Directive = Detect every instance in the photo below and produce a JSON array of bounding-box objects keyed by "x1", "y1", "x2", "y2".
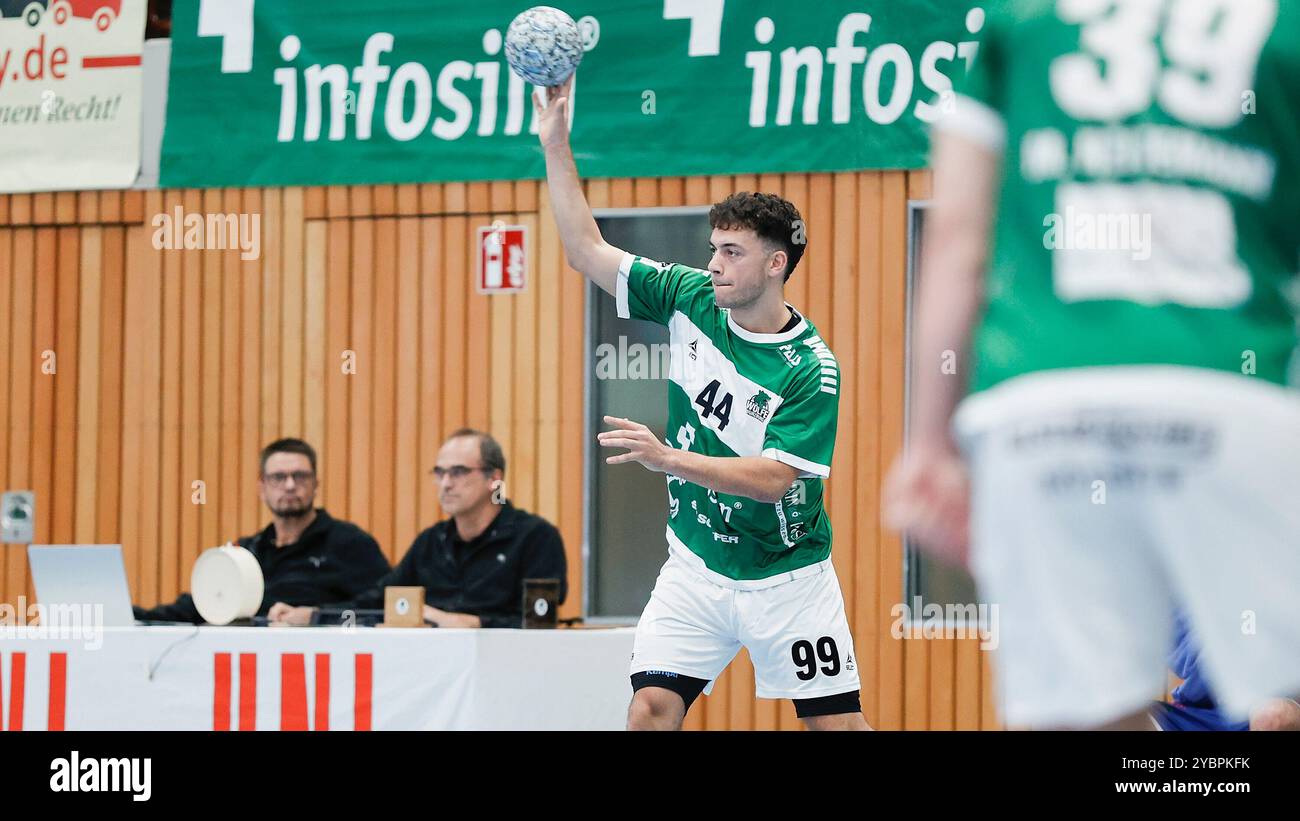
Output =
[
  {"x1": 619, "y1": 253, "x2": 860, "y2": 701},
  {"x1": 942, "y1": 0, "x2": 1300, "y2": 727}
]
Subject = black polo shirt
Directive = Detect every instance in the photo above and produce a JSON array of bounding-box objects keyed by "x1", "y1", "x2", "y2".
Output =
[
  {"x1": 347, "y1": 503, "x2": 567, "y2": 628},
  {"x1": 134, "y1": 509, "x2": 390, "y2": 624}
]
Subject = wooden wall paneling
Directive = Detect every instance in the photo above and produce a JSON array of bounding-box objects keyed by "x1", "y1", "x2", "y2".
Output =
[
  {"x1": 419, "y1": 183, "x2": 443, "y2": 215},
  {"x1": 261, "y1": 189, "x2": 284, "y2": 450},
  {"x1": 982, "y1": 648, "x2": 999, "y2": 729},
  {"x1": 219, "y1": 190, "x2": 243, "y2": 542},
  {"x1": 241, "y1": 189, "x2": 265, "y2": 536},
  {"x1": 99, "y1": 190, "x2": 121, "y2": 224},
  {"x1": 955, "y1": 638, "x2": 983, "y2": 730},
  {"x1": 158, "y1": 190, "x2": 184, "y2": 602},
  {"x1": 29, "y1": 227, "x2": 58, "y2": 601},
  {"x1": 74, "y1": 227, "x2": 102, "y2": 545},
  {"x1": 132, "y1": 218, "x2": 163, "y2": 607},
  {"x1": 372, "y1": 185, "x2": 396, "y2": 217},
  {"x1": 512, "y1": 210, "x2": 539, "y2": 514},
  {"x1": 303, "y1": 194, "x2": 330, "y2": 479},
  {"x1": 395, "y1": 184, "x2": 419, "y2": 216},
  {"x1": 0, "y1": 229, "x2": 11, "y2": 589},
  {"x1": 347, "y1": 216, "x2": 375, "y2": 530},
  {"x1": 444, "y1": 182, "x2": 467, "y2": 213},
  {"x1": 829, "y1": 173, "x2": 858, "y2": 630},
  {"x1": 781, "y1": 174, "x2": 810, "y2": 314},
  {"x1": 3, "y1": 228, "x2": 35, "y2": 604},
  {"x1": 10, "y1": 194, "x2": 32, "y2": 225},
  {"x1": 33, "y1": 193, "x2": 54, "y2": 225},
  {"x1": 393, "y1": 218, "x2": 421, "y2": 556},
  {"x1": 199, "y1": 188, "x2": 223, "y2": 551},
  {"x1": 303, "y1": 186, "x2": 326, "y2": 220},
  {"x1": 854, "y1": 172, "x2": 884, "y2": 726},
  {"x1": 534, "y1": 189, "x2": 560, "y2": 529},
  {"x1": 324, "y1": 218, "x2": 352, "y2": 516},
  {"x1": 179, "y1": 190, "x2": 203, "y2": 575},
  {"x1": 55, "y1": 192, "x2": 77, "y2": 224},
  {"x1": 440, "y1": 214, "x2": 468, "y2": 461},
  {"x1": 281, "y1": 189, "x2": 306, "y2": 439},
  {"x1": 555, "y1": 213, "x2": 585, "y2": 625},
  {"x1": 465, "y1": 220, "x2": 492, "y2": 431},
  {"x1": 52, "y1": 227, "x2": 79, "y2": 551},
  {"x1": 416, "y1": 217, "x2": 444, "y2": 539},
  {"x1": 877, "y1": 171, "x2": 910, "y2": 730},
  {"x1": 370, "y1": 217, "x2": 398, "y2": 561},
  {"x1": 929, "y1": 637, "x2": 957, "y2": 730}
]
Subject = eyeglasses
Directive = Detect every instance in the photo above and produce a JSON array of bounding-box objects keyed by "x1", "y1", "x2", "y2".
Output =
[
  {"x1": 431, "y1": 465, "x2": 491, "y2": 481},
  {"x1": 263, "y1": 471, "x2": 316, "y2": 487}
]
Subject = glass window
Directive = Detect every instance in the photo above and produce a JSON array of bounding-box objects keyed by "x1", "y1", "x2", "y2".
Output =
[{"x1": 586, "y1": 209, "x2": 713, "y2": 619}]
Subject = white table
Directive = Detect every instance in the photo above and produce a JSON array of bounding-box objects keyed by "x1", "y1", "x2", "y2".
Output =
[{"x1": 0, "y1": 626, "x2": 635, "y2": 730}]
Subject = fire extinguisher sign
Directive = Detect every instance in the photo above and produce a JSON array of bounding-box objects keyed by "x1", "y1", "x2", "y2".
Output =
[{"x1": 477, "y1": 222, "x2": 528, "y2": 294}]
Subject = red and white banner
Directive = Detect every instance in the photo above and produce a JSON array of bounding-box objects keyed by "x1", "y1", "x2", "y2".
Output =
[
  {"x1": 0, "y1": 0, "x2": 146, "y2": 192},
  {"x1": 0, "y1": 626, "x2": 633, "y2": 730}
]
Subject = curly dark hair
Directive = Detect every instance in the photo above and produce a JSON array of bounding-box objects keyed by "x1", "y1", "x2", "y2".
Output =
[{"x1": 708, "y1": 192, "x2": 806, "y2": 282}]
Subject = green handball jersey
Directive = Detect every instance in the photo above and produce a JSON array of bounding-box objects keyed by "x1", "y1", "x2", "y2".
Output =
[
  {"x1": 616, "y1": 253, "x2": 840, "y2": 585},
  {"x1": 944, "y1": 0, "x2": 1300, "y2": 392}
]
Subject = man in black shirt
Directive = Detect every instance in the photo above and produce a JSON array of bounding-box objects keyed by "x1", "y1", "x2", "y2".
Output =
[
  {"x1": 134, "y1": 439, "x2": 390, "y2": 624},
  {"x1": 270, "y1": 429, "x2": 566, "y2": 628}
]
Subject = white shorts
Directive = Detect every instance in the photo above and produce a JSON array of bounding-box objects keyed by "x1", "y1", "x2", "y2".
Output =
[
  {"x1": 630, "y1": 548, "x2": 861, "y2": 701},
  {"x1": 955, "y1": 366, "x2": 1300, "y2": 728}
]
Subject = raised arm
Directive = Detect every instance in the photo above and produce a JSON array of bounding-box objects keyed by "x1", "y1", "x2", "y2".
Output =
[{"x1": 534, "y1": 78, "x2": 626, "y2": 295}]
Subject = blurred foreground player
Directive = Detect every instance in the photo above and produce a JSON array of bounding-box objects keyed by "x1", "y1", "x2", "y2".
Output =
[
  {"x1": 536, "y1": 79, "x2": 867, "y2": 730},
  {"x1": 886, "y1": 1, "x2": 1300, "y2": 729}
]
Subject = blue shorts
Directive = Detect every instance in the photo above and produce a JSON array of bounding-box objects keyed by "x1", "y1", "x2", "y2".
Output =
[{"x1": 1151, "y1": 701, "x2": 1249, "y2": 732}]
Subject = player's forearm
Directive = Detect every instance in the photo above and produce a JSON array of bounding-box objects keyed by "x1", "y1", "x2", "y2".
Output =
[
  {"x1": 663, "y1": 450, "x2": 795, "y2": 504},
  {"x1": 910, "y1": 133, "x2": 998, "y2": 443},
  {"x1": 911, "y1": 225, "x2": 986, "y2": 443},
  {"x1": 542, "y1": 140, "x2": 607, "y2": 275}
]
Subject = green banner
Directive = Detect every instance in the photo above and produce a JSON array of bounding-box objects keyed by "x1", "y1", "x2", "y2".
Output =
[{"x1": 161, "y1": 0, "x2": 982, "y2": 188}]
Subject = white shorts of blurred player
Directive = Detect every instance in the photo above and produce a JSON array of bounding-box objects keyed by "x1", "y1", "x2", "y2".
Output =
[
  {"x1": 955, "y1": 365, "x2": 1300, "y2": 728},
  {"x1": 629, "y1": 546, "x2": 861, "y2": 702}
]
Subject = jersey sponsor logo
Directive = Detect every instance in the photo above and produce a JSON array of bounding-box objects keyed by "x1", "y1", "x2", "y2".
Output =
[
  {"x1": 746, "y1": 390, "x2": 773, "y2": 422},
  {"x1": 688, "y1": 339, "x2": 699, "y2": 360},
  {"x1": 712, "y1": 532, "x2": 739, "y2": 544},
  {"x1": 787, "y1": 522, "x2": 808, "y2": 541},
  {"x1": 779, "y1": 344, "x2": 802, "y2": 367}
]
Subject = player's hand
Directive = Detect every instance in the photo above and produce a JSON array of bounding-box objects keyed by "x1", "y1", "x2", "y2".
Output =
[
  {"x1": 598, "y1": 415, "x2": 672, "y2": 473},
  {"x1": 532, "y1": 76, "x2": 573, "y2": 149},
  {"x1": 882, "y1": 439, "x2": 971, "y2": 567},
  {"x1": 268, "y1": 602, "x2": 314, "y2": 626}
]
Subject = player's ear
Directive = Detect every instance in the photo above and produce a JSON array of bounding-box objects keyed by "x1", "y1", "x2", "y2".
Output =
[{"x1": 769, "y1": 248, "x2": 788, "y2": 279}]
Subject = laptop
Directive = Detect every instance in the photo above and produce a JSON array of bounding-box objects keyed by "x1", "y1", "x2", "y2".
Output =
[{"x1": 28, "y1": 545, "x2": 137, "y2": 628}]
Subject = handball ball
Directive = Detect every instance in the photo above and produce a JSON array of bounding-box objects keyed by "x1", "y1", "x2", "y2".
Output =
[{"x1": 504, "y1": 6, "x2": 584, "y2": 87}]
